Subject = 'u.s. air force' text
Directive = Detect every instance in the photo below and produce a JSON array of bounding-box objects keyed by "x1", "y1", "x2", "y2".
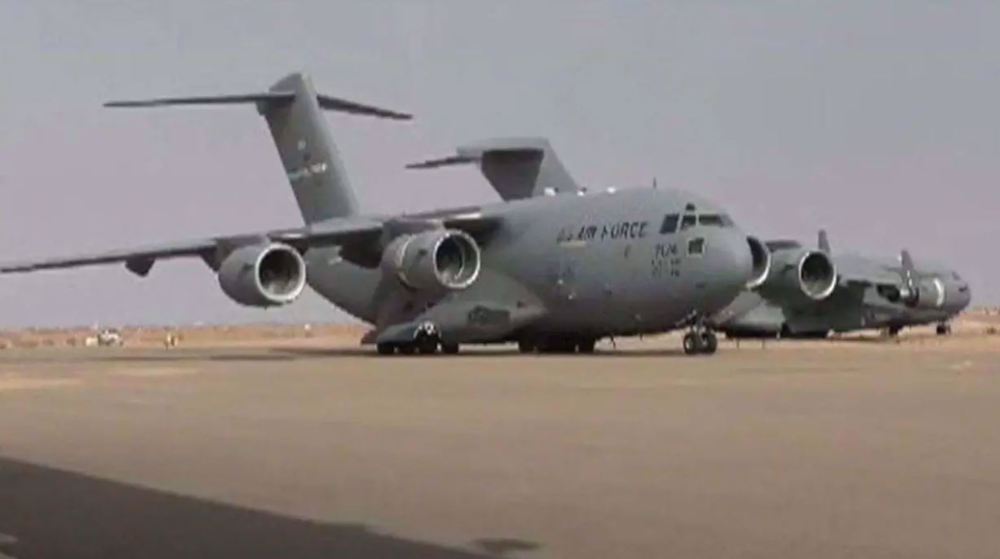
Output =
[{"x1": 556, "y1": 220, "x2": 649, "y2": 243}]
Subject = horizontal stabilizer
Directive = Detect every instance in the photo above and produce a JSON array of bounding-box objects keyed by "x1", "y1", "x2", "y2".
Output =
[
  {"x1": 315, "y1": 94, "x2": 411, "y2": 119},
  {"x1": 406, "y1": 155, "x2": 479, "y2": 169},
  {"x1": 104, "y1": 92, "x2": 296, "y2": 108},
  {"x1": 407, "y1": 138, "x2": 580, "y2": 201},
  {"x1": 106, "y1": 91, "x2": 411, "y2": 120}
]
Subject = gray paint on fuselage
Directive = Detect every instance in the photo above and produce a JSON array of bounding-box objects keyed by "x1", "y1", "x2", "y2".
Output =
[
  {"x1": 309, "y1": 187, "x2": 752, "y2": 339},
  {"x1": 714, "y1": 249, "x2": 971, "y2": 337}
]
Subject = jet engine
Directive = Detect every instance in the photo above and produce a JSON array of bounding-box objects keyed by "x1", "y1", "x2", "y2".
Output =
[
  {"x1": 900, "y1": 277, "x2": 945, "y2": 309},
  {"x1": 217, "y1": 243, "x2": 306, "y2": 307},
  {"x1": 746, "y1": 236, "x2": 772, "y2": 289},
  {"x1": 382, "y1": 229, "x2": 481, "y2": 292},
  {"x1": 761, "y1": 249, "x2": 837, "y2": 301}
]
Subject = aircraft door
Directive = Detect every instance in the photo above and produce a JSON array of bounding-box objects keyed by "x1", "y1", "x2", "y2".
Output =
[{"x1": 554, "y1": 245, "x2": 580, "y2": 302}]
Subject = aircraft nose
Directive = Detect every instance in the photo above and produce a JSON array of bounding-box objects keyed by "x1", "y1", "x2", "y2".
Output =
[
  {"x1": 954, "y1": 283, "x2": 972, "y2": 311},
  {"x1": 714, "y1": 231, "x2": 754, "y2": 296}
]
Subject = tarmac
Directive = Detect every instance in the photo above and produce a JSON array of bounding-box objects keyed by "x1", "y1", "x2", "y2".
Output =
[{"x1": 1, "y1": 322, "x2": 999, "y2": 558}]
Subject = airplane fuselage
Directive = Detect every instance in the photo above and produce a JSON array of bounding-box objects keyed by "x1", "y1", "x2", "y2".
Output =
[{"x1": 307, "y1": 188, "x2": 753, "y2": 342}]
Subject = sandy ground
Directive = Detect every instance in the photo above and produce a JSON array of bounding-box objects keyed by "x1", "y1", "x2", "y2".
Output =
[{"x1": 0, "y1": 316, "x2": 999, "y2": 558}]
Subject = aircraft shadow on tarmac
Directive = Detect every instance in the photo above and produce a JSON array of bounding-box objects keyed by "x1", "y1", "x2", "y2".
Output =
[
  {"x1": 0, "y1": 455, "x2": 538, "y2": 559},
  {"x1": 30, "y1": 346, "x2": 692, "y2": 366},
  {"x1": 267, "y1": 347, "x2": 689, "y2": 359}
]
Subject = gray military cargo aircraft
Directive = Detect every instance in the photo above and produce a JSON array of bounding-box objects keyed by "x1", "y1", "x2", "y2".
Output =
[
  {"x1": 711, "y1": 230, "x2": 971, "y2": 338},
  {"x1": 0, "y1": 72, "x2": 775, "y2": 355}
]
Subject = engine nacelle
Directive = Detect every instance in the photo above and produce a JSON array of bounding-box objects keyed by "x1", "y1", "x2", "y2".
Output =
[
  {"x1": 746, "y1": 236, "x2": 772, "y2": 289},
  {"x1": 217, "y1": 243, "x2": 306, "y2": 307},
  {"x1": 903, "y1": 277, "x2": 945, "y2": 309},
  {"x1": 760, "y1": 248, "x2": 837, "y2": 301},
  {"x1": 381, "y1": 229, "x2": 481, "y2": 292}
]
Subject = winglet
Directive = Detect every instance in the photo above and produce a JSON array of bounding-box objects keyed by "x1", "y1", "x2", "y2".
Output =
[{"x1": 818, "y1": 230, "x2": 831, "y2": 254}]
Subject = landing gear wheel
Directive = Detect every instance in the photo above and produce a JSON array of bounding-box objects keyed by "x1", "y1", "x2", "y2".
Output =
[
  {"x1": 545, "y1": 339, "x2": 577, "y2": 354},
  {"x1": 936, "y1": 323, "x2": 952, "y2": 336},
  {"x1": 517, "y1": 340, "x2": 535, "y2": 354},
  {"x1": 440, "y1": 342, "x2": 460, "y2": 355},
  {"x1": 416, "y1": 336, "x2": 439, "y2": 355},
  {"x1": 700, "y1": 331, "x2": 718, "y2": 355},
  {"x1": 683, "y1": 332, "x2": 704, "y2": 355},
  {"x1": 376, "y1": 343, "x2": 395, "y2": 356},
  {"x1": 398, "y1": 344, "x2": 416, "y2": 355},
  {"x1": 577, "y1": 338, "x2": 597, "y2": 354}
]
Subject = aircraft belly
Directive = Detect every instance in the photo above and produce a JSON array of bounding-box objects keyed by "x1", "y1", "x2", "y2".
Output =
[{"x1": 305, "y1": 248, "x2": 379, "y2": 324}]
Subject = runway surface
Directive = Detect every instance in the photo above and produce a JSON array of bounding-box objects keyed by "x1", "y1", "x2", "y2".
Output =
[{"x1": 1, "y1": 332, "x2": 999, "y2": 558}]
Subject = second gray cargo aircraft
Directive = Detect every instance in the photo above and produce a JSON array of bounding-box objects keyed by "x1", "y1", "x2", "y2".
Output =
[
  {"x1": 0, "y1": 73, "x2": 778, "y2": 355},
  {"x1": 711, "y1": 231, "x2": 971, "y2": 338}
]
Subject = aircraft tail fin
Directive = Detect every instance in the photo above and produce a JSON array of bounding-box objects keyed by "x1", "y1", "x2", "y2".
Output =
[
  {"x1": 407, "y1": 137, "x2": 580, "y2": 201},
  {"x1": 900, "y1": 249, "x2": 915, "y2": 271},
  {"x1": 106, "y1": 72, "x2": 411, "y2": 224},
  {"x1": 818, "y1": 230, "x2": 831, "y2": 254}
]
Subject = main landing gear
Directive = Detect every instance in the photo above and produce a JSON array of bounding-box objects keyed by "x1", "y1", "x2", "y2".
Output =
[
  {"x1": 683, "y1": 328, "x2": 718, "y2": 356},
  {"x1": 376, "y1": 338, "x2": 460, "y2": 356},
  {"x1": 936, "y1": 323, "x2": 952, "y2": 336},
  {"x1": 375, "y1": 322, "x2": 460, "y2": 356},
  {"x1": 518, "y1": 337, "x2": 597, "y2": 354}
]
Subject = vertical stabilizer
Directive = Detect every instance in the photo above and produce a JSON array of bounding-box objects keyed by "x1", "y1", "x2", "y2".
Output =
[
  {"x1": 262, "y1": 73, "x2": 359, "y2": 223},
  {"x1": 105, "y1": 72, "x2": 412, "y2": 224}
]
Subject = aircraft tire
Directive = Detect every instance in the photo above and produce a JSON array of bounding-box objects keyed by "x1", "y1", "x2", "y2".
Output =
[
  {"x1": 441, "y1": 342, "x2": 460, "y2": 355},
  {"x1": 518, "y1": 340, "x2": 535, "y2": 354},
  {"x1": 416, "y1": 337, "x2": 438, "y2": 355},
  {"x1": 936, "y1": 323, "x2": 951, "y2": 336},
  {"x1": 536, "y1": 338, "x2": 575, "y2": 353},
  {"x1": 376, "y1": 343, "x2": 395, "y2": 356},
  {"x1": 577, "y1": 339, "x2": 596, "y2": 354},
  {"x1": 398, "y1": 344, "x2": 416, "y2": 355},
  {"x1": 700, "y1": 332, "x2": 718, "y2": 355},
  {"x1": 683, "y1": 333, "x2": 703, "y2": 355}
]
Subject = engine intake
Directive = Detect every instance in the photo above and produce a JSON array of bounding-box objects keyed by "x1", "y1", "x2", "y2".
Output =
[
  {"x1": 382, "y1": 229, "x2": 481, "y2": 292},
  {"x1": 761, "y1": 248, "x2": 837, "y2": 301},
  {"x1": 218, "y1": 243, "x2": 306, "y2": 307},
  {"x1": 746, "y1": 236, "x2": 771, "y2": 289},
  {"x1": 902, "y1": 277, "x2": 945, "y2": 309}
]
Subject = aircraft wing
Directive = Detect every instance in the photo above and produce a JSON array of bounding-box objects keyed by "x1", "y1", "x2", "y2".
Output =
[
  {"x1": 834, "y1": 254, "x2": 904, "y2": 288},
  {"x1": 0, "y1": 216, "x2": 384, "y2": 276},
  {"x1": 0, "y1": 210, "x2": 504, "y2": 276}
]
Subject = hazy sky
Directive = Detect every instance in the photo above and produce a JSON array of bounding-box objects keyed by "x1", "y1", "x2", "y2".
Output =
[{"x1": 0, "y1": 1, "x2": 997, "y2": 328}]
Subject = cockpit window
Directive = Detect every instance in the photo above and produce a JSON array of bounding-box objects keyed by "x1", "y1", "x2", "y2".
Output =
[
  {"x1": 660, "y1": 214, "x2": 679, "y2": 234},
  {"x1": 680, "y1": 215, "x2": 697, "y2": 230},
  {"x1": 687, "y1": 237, "x2": 705, "y2": 256},
  {"x1": 697, "y1": 214, "x2": 734, "y2": 227}
]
